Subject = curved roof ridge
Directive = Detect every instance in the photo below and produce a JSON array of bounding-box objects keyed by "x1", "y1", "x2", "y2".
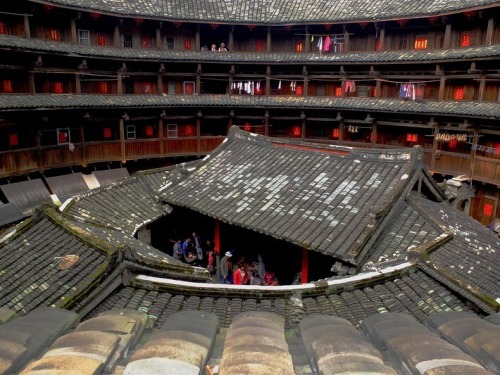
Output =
[{"x1": 31, "y1": 0, "x2": 500, "y2": 24}]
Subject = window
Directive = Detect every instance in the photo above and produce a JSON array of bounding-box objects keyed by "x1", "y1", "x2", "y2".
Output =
[
  {"x1": 122, "y1": 34, "x2": 133, "y2": 48},
  {"x1": 461, "y1": 33, "x2": 471, "y2": 47},
  {"x1": 164, "y1": 37, "x2": 174, "y2": 50},
  {"x1": 97, "y1": 34, "x2": 107, "y2": 46},
  {"x1": 126, "y1": 125, "x2": 136, "y2": 139},
  {"x1": 255, "y1": 40, "x2": 264, "y2": 52},
  {"x1": 484, "y1": 203, "x2": 493, "y2": 216},
  {"x1": 78, "y1": 29, "x2": 90, "y2": 44},
  {"x1": 143, "y1": 83, "x2": 152, "y2": 94},
  {"x1": 2, "y1": 80, "x2": 13, "y2": 93},
  {"x1": 406, "y1": 133, "x2": 418, "y2": 142},
  {"x1": 295, "y1": 41, "x2": 303, "y2": 52},
  {"x1": 98, "y1": 82, "x2": 109, "y2": 94},
  {"x1": 145, "y1": 125, "x2": 154, "y2": 136},
  {"x1": 454, "y1": 87, "x2": 464, "y2": 100},
  {"x1": 167, "y1": 81, "x2": 176, "y2": 94},
  {"x1": 335, "y1": 87, "x2": 342, "y2": 97},
  {"x1": 141, "y1": 36, "x2": 151, "y2": 48},
  {"x1": 414, "y1": 37, "x2": 428, "y2": 49},
  {"x1": 0, "y1": 22, "x2": 7, "y2": 34},
  {"x1": 49, "y1": 28, "x2": 60, "y2": 41},
  {"x1": 9, "y1": 133, "x2": 19, "y2": 146},
  {"x1": 295, "y1": 85, "x2": 303, "y2": 96},
  {"x1": 103, "y1": 127, "x2": 112, "y2": 138},
  {"x1": 292, "y1": 126, "x2": 301, "y2": 137},
  {"x1": 332, "y1": 128, "x2": 339, "y2": 139},
  {"x1": 183, "y1": 81, "x2": 195, "y2": 95},
  {"x1": 54, "y1": 82, "x2": 64, "y2": 94},
  {"x1": 167, "y1": 124, "x2": 178, "y2": 138},
  {"x1": 184, "y1": 39, "x2": 192, "y2": 50},
  {"x1": 57, "y1": 128, "x2": 70, "y2": 144}
]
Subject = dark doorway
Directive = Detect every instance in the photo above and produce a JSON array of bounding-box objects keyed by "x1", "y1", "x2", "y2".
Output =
[{"x1": 150, "y1": 205, "x2": 337, "y2": 284}]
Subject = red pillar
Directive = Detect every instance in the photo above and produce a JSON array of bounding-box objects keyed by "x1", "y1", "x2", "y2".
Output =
[
  {"x1": 214, "y1": 219, "x2": 220, "y2": 255},
  {"x1": 301, "y1": 247, "x2": 308, "y2": 284}
]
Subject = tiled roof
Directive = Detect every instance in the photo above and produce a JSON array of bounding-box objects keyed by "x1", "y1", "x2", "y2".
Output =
[
  {"x1": 159, "y1": 127, "x2": 423, "y2": 265},
  {"x1": 31, "y1": 0, "x2": 500, "y2": 23},
  {"x1": 0, "y1": 211, "x2": 110, "y2": 315},
  {"x1": 62, "y1": 176, "x2": 168, "y2": 236},
  {"x1": 1, "y1": 93, "x2": 499, "y2": 119},
  {"x1": 2, "y1": 34, "x2": 500, "y2": 63},
  {"x1": 412, "y1": 194, "x2": 500, "y2": 301}
]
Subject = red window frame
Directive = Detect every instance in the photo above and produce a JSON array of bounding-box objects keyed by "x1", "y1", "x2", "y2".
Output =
[
  {"x1": 255, "y1": 40, "x2": 263, "y2": 52},
  {"x1": 54, "y1": 82, "x2": 64, "y2": 94},
  {"x1": 9, "y1": 133, "x2": 19, "y2": 146},
  {"x1": 406, "y1": 133, "x2": 418, "y2": 142},
  {"x1": 103, "y1": 127, "x2": 112, "y2": 138},
  {"x1": 184, "y1": 39, "x2": 192, "y2": 50},
  {"x1": 460, "y1": 33, "x2": 471, "y2": 47},
  {"x1": 334, "y1": 87, "x2": 342, "y2": 97},
  {"x1": 2, "y1": 79, "x2": 13, "y2": 93},
  {"x1": 332, "y1": 128, "x2": 340, "y2": 139},
  {"x1": 97, "y1": 35, "x2": 106, "y2": 46},
  {"x1": 454, "y1": 87, "x2": 464, "y2": 100},
  {"x1": 0, "y1": 22, "x2": 7, "y2": 34},
  {"x1": 414, "y1": 37, "x2": 428, "y2": 49},
  {"x1": 295, "y1": 41, "x2": 303, "y2": 52},
  {"x1": 98, "y1": 82, "x2": 109, "y2": 94},
  {"x1": 49, "y1": 29, "x2": 60, "y2": 41}
]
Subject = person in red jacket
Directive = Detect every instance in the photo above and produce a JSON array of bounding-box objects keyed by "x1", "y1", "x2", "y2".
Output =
[{"x1": 233, "y1": 264, "x2": 249, "y2": 285}]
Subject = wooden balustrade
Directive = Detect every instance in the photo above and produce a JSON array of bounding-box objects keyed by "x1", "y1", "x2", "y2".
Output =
[{"x1": 0, "y1": 137, "x2": 497, "y2": 187}]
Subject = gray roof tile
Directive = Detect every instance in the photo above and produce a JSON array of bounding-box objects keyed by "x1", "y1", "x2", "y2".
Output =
[
  {"x1": 33, "y1": 0, "x2": 500, "y2": 24},
  {"x1": 1, "y1": 92, "x2": 499, "y2": 119}
]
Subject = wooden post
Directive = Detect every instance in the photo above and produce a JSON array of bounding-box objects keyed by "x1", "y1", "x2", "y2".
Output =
[
  {"x1": 266, "y1": 66, "x2": 271, "y2": 96},
  {"x1": 23, "y1": 14, "x2": 31, "y2": 38},
  {"x1": 264, "y1": 111, "x2": 269, "y2": 136},
  {"x1": 301, "y1": 248, "x2": 308, "y2": 284},
  {"x1": 229, "y1": 26, "x2": 234, "y2": 51},
  {"x1": 75, "y1": 73, "x2": 81, "y2": 94},
  {"x1": 443, "y1": 23, "x2": 451, "y2": 49},
  {"x1": 119, "y1": 118, "x2": 126, "y2": 163},
  {"x1": 378, "y1": 27, "x2": 385, "y2": 50},
  {"x1": 438, "y1": 75, "x2": 446, "y2": 101},
  {"x1": 70, "y1": 18, "x2": 77, "y2": 43},
  {"x1": 80, "y1": 122, "x2": 87, "y2": 167},
  {"x1": 195, "y1": 26, "x2": 200, "y2": 51},
  {"x1": 114, "y1": 24, "x2": 120, "y2": 47},
  {"x1": 305, "y1": 26, "x2": 310, "y2": 52},
  {"x1": 478, "y1": 75, "x2": 486, "y2": 102},
  {"x1": 159, "y1": 118, "x2": 164, "y2": 156},
  {"x1": 156, "y1": 22, "x2": 162, "y2": 49},
  {"x1": 486, "y1": 18, "x2": 494, "y2": 46},
  {"x1": 267, "y1": 27, "x2": 271, "y2": 52}
]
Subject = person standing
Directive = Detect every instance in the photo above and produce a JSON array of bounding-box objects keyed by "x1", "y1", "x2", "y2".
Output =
[
  {"x1": 172, "y1": 239, "x2": 182, "y2": 261},
  {"x1": 220, "y1": 251, "x2": 232, "y2": 284}
]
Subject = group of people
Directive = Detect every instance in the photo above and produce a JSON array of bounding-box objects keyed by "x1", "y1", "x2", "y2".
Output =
[
  {"x1": 220, "y1": 252, "x2": 279, "y2": 286},
  {"x1": 201, "y1": 43, "x2": 228, "y2": 51},
  {"x1": 171, "y1": 231, "x2": 215, "y2": 272}
]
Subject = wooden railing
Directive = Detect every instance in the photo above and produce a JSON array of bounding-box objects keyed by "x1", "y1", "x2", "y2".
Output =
[{"x1": 0, "y1": 137, "x2": 498, "y2": 187}]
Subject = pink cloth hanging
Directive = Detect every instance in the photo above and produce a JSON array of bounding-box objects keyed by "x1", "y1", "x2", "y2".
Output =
[{"x1": 324, "y1": 36, "x2": 331, "y2": 52}]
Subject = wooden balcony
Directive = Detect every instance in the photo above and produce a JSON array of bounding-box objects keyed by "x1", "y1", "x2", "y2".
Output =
[{"x1": 0, "y1": 137, "x2": 498, "y2": 187}]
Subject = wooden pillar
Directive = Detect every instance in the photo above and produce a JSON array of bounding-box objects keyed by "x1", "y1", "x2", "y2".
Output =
[
  {"x1": 378, "y1": 27, "x2": 385, "y2": 50},
  {"x1": 303, "y1": 66, "x2": 308, "y2": 97},
  {"x1": 478, "y1": 74, "x2": 486, "y2": 102},
  {"x1": 156, "y1": 22, "x2": 162, "y2": 49},
  {"x1": 214, "y1": 219, "x2": 221, "y2": 282},
  {"x1": 343, "y1": 26, "x2": 350, "y2": 52},
  {"x1": 430, "y1": 124, "x2": 438, "y2": 172},
  {"x1": 75, "y1": 72, "x2": 81, "y2": 94},
  {"x1": 196, "y1": 112, "x2": 201, "y2": 154},
  {"x1": 264, "y1": 111, "x2": 269, "y2": 136},
  {"x1": 159, "y1": 118, "x2": 164, "y2": 155},
  {"x1": 372, "y1": 122, "x2": 377, "y2": 144},
  {"x1": 469, "y1": 129, "x2": 479, "y2": 180},
  {"x1": 29, "y1": 72, "x2": 36, "y2": 94},
  {"x1": 339, "y1": 118, "x2": 344, "y2": 143},
  {"x1": 195, "y1": 26, "x2": 200, "y2": 51},
  {"x1": 229, "y1": 65, "x2": 234, "y2": 95},
  {"x1": 266, "y1": 66, "x2": 271, "y2": 96},
  {"x1": 114, "y1": 24, "x2": 121, "y2": 47},
  {"x1": 119, "y1": 118, "x2": 126, "y2": 163},
  {"x1": 117, "y1": 72, "x2": 123, "y2": 94},
  {"x1": 443, "y1": 23, "x2": 451, "y2": 49},
  {"x1": 375, "y1": 78, "x2": 381, "y2": 98},
  {"x1": 301, "y1": 248, "x2": 308, "y2": 284},
  {"x1": 305, "y1": 26, "x2": 310, "y2": 52},
  {"x1": 23, "y1": 14, "x2": 31, "y2": 38},
  {"x1": 266, "y1": 26, "x2": 271, "y2": 52},
  {"x1": 301, "y1": 111, "x2": 306, "y2": 139},
  {"x1": 438, "y1": 75, "x2": 446, "y2": 101},
  {"x1": 196, "y1": 64, "x2": 201, "y2": 94},
  {"x1": 70, "y1": 18, "x2": 77, "y2": 43},
  {"x1": 486, "y1": 18, "x2": 494, "y2": 46},
  {"x1": 228, "y1": 26, "x2": 234, "y2": 51},
  {"x1": 79, "y1": 122, "x2": 87, "y2": 167}
]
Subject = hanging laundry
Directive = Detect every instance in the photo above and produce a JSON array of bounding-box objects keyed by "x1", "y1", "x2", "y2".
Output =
[
  {"x1": 345, "y1": 80, "x2": 356, "y2": 93},
  {"x1": 317, "y1": 36, "x2": 323, "y2": 54},
  {"x1": 278, "y1": 80, "x2": 282, "y2": 90},
  {"x1": 324, "y1": 35, "x2": 331, "y2": 52},
  {"x1": 311, "y1": 35, "x2": 314, "y2": 43}
]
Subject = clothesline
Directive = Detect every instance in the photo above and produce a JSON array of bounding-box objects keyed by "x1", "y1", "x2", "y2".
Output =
[{"x1": 375, "y1": 78, "x2": 440, "y2": 84}]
